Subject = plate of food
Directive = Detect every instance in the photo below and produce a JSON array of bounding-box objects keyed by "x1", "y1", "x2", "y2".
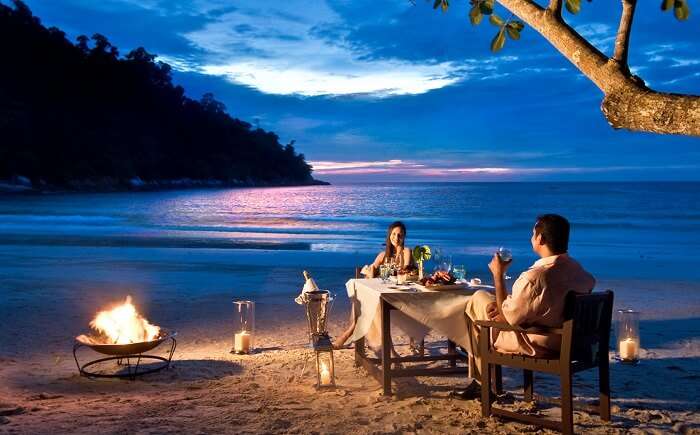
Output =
[{"x1": 416, "y1": 270, "x2": 469, "y2": 291}]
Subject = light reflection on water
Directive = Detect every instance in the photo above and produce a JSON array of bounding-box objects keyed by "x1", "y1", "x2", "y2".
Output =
[{"x1": 0, "y1": 183, "x2": 698, "y2": 260}]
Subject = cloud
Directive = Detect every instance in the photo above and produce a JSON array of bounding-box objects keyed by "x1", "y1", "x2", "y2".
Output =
[
  {"x1": 670, "y1": 58, "x2": 700, "y2": 68},
  {"x1": 173, "y1": 1, "x2": 481, "y2": 96},
  {"x1": 200, "y1": 61, "x2": 461, "y2": 97},
  {"x1": 574, "y1": 23, "x2": 615, "y2": 52},
  {"x1": 310, "y1": 159, "x2": 426, "y2": 174},
  {"x1": 310, "y1": 159, "x2": 700, "y2": 179}
]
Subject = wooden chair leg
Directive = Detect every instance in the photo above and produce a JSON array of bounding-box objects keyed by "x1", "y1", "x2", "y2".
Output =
[
  {"x1": 561, "y1": 370, "x2": 574, "y2": 435},
  {"x1": 523, "y1": 369, "x2": 533, "y2": 402},
  {"x1": 492, "y1": 364, "x2": 503, "y2": 395},
  {"x1": 599, "y1": 359, "x2": 611, "y2": 421},
  {"x1": 447, "y1": 339, "x2": 457, "y2": 367},
  {"x1": 479, "y1": 327, "x2": 492, "y2": 417}
]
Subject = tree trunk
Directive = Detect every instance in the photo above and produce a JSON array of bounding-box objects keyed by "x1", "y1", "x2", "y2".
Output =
[{"x1": 497, "y1": 0, "x2": 700, "y2": 136}]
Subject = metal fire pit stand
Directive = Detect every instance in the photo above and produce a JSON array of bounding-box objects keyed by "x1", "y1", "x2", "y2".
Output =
[{"x1": 73, "y1": 335, "x2": 177, "y2": 380}]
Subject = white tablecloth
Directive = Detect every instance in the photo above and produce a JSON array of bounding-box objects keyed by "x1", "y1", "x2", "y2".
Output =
[{"x1": 345, "y1": 278, "x2": 487, "y2": 350}]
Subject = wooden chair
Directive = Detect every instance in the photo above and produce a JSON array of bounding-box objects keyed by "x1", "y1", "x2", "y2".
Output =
[{"x1": 475, "y1": 290, "x2": 614, "y2": 434}]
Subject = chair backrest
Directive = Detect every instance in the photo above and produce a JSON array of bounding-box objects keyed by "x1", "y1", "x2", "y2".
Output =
[{"x1": 563, "y1": 290, "x2": 614, "y2": 368}]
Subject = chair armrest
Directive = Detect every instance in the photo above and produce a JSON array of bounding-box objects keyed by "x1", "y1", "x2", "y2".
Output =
[{"x1": 474, "y1": 320, "x2": 563, "y2": 335}]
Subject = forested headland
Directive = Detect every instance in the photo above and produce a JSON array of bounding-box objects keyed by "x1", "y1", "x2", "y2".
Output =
[{"x1": 0, "y1": 1, "x2": 325, "y2": 192}]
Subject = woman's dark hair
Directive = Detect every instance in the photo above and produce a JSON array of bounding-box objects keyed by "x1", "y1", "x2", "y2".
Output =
[
  {"x1": 534, "y1": 214, "x2": 570, "y2": 254},
  {"x1": 384, "y1": 221, "x2": 407, "y2": 263}
]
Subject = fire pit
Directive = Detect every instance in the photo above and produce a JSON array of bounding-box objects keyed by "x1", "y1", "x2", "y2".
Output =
[{"x1": 73, "y1": 296, "x2": 176, "y2": 379}]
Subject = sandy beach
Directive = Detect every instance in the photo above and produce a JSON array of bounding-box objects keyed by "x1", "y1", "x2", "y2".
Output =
[{"x1": 1, "y1": 244, "x2": 699, "y2": 434}]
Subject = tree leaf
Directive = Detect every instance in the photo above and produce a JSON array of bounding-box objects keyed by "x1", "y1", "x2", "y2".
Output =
[
  {"x1": 433, "y1": 0, "x2": 442, "y2": 10},
  {"x1": 506, "y1": 27, "x2": 521, "y2": 40},
  {"x1": 490, "y1": 28, "x2": 506, "y2": 52},
  {"x1": 661, "y1": 0, "x2": 674, "y2": 10},
  {"x1": 565, "y1": 0, "x2": 581, "y2": 14},
  {"x1": 479, "y1": 0, "x2": 494, "y2": 15},
  {"x1": 674, "y1": 1, "x2": 690, "y2": 20},
  {"x1": 489, "y1": 14, "x2": 504, "y2": 26},
  {"x1": 507, "y1": 21, "x2": 525, "y2": 31},
  {"x1": 441, "y1": 0, "x2": 449, "y2": 12},
  {"x1": 469, "y1": 6, "x2": 483, "y2": 25}
]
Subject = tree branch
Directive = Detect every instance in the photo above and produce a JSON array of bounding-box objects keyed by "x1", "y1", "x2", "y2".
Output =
[
  {"x1": 548, "y1": 0, "x2": 562, "y2": 19},
  {"x1": 612, "y1": 0, "x2": 637, "y2": 68},
  {"x1": 495, "y1": 0, "x2": 700, "y2": 135}
]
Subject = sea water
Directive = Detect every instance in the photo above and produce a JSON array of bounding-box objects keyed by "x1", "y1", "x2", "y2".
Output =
[{"x1": 0, "y1": 182, "x2": 699, "y2": 296}]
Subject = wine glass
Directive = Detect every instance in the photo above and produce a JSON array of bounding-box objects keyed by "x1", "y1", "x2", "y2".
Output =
[
  {"x1": 497, "y1": 247, "x2": 512, "y2": 280},
  {"x1": 440, "y1": 255, "x2": 453, "y2": 273},
  {"x1": 452, "y1": 264, "x2": 466, "y2": 281}
]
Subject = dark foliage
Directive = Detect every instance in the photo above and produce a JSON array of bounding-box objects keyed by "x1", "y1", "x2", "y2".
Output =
[{"x1": 0, "y1": 1, "x2": 316, "y2": 189}]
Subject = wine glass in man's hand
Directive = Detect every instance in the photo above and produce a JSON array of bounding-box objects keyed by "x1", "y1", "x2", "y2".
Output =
[{"x1": 497, "y1": 247, "x2": 513, "y2": 280}]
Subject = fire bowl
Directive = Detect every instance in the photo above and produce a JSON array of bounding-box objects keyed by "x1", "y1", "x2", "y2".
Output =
[
  {"x1": 73, "y1": 331, "x2": 177, "y2": 379},
  {"x1": 75, "y1": 331, "x2": 176, "y2": 356}
]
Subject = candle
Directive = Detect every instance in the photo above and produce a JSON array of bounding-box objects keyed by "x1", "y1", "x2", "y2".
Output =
[
  {"x1": 319, "y1": 361, "x2": 332, "y2": 385},
  {"x1": 619, "y1": 338, "x2": 638, "y2": 361},
  {"x1": 234, "y1": 331, "x2": 251, "y2": 354}
]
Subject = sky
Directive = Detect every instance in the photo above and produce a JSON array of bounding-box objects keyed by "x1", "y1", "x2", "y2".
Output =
[{"x1": 17, "y1": 0, "x2": 700, "y2": 182}]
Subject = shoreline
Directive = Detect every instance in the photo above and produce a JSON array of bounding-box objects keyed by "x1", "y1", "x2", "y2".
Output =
[{"x1": 0, "y1": 177, "x2": 330, "y2": 195}]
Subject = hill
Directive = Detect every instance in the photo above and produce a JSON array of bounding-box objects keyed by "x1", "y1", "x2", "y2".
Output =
[{"x1": 0, "y1": 0, "x2": 325, "y2": 192}]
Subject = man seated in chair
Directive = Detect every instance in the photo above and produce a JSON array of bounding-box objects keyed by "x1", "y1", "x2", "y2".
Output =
[{"x1": 459, "y1": 213, "x2": 596, "y2": 398}]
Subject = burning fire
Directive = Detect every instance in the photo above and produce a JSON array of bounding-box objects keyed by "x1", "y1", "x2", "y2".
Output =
[{"x1": 84, "y1": 296, "x2": 160, "y2": 344}]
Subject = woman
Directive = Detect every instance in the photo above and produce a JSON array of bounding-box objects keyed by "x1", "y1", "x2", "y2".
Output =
[
  {"x1": 365, "y1": 221, "x2": 412, "y2": 277},
  {"x1": 333, "y1": 221, "x2": 413, "y2": 349}
]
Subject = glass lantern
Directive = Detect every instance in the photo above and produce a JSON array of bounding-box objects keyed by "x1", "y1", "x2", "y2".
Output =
[
  {"x1": 616, "y1": 309, "x2": 640, "y2": 364},
  {"x1": 313, "y1": 334, "x2": 335, "y2": 389},
  {"x1": 232, "y1": 300, "x2": 255, "y2": 354}
]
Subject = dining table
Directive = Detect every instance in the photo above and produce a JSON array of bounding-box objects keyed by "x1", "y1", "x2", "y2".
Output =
[{"x1": 345, "y1": 277, "x2": 494, "y2": 395}]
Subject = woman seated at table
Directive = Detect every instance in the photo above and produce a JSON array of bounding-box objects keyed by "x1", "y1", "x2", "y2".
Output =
[
  {"x1": 333, "y1": 221, "x2": 413, "y2": 349},
  {"x1": 362, "y1": 221, "x2": 412, "y2": 278}
]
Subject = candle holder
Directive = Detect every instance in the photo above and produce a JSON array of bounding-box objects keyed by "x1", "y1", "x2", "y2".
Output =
[
  {"x1": 616, "y1": 309, "x2": 640, "y2": 364},
  {"x1": 313, "y1": 333, "x2": 335, "y2": 389},
  {"x1": 232, "y1": 300, "x2": 255, "y2": 354}
]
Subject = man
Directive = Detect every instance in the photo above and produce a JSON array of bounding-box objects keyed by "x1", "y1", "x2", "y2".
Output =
[{"x1": 459, "y1": 214, "x2": 596, "y2": 399}]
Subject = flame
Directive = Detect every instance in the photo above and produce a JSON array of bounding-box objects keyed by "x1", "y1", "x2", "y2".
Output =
[
  {"x1": 319, "y1": 360, "x2": 332, "y2": 385},
  {"x1": 88, "y1": 296, "x2": 160, "y2": 344}
]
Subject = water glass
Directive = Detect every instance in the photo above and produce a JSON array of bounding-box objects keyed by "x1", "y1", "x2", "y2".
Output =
[
  {"x1": 453, "y1": 265, "x2": 466, "y2": 281},
  {"x1": 379, "y1": 264, "x2": 390, "y2": 282}
]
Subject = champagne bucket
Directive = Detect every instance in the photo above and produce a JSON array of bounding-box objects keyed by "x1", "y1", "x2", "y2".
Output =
[{"x1": 304, "y1": 290, "x2": 333, "y2": 339}]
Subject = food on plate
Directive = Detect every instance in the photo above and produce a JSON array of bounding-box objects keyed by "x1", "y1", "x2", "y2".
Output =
[
  {"x1": 398, "y1": 265, "x2": 418, "y2": 275},
  {"x1": 420, "y1": 270, "x2": 456, "y2": 287}
]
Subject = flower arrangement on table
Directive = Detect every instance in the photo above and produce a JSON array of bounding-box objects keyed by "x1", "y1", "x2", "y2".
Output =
[{"x1": 412, "y1": 245, "x2": 432, "y2": 280}]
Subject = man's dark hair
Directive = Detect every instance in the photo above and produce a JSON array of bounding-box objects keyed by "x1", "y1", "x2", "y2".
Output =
[{"x1": 534, "y1": 214, "x2": 570, "y2": 254}]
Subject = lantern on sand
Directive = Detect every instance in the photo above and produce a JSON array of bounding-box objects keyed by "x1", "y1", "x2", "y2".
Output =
[
  {"x1": 616, "y1": 309, "x2": 640, "y2": 364},
  {"x1": 232, "y1": 300, "x2": 255, "y2": 354},
  {"x1": 313, "y1": 334, "x2": 335, "y2": 389}
]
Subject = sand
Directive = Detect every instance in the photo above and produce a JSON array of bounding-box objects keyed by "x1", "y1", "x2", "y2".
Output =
[{"x1": 1, "y1": 256, "x2": 699, "y2": 434}]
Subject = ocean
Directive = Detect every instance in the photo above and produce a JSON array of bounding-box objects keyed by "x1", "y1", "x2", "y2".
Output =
[
  {"x1": 1, "y1": 181, "x2": 700, "y2": 356},
  {"x1": 0, "y1": 182, "x2": 699, "y2": 300}
]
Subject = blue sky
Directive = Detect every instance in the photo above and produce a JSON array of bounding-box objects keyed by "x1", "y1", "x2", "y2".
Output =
[{"x1": 19, "y1": 0, "x2": 700, "y2": 182}]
